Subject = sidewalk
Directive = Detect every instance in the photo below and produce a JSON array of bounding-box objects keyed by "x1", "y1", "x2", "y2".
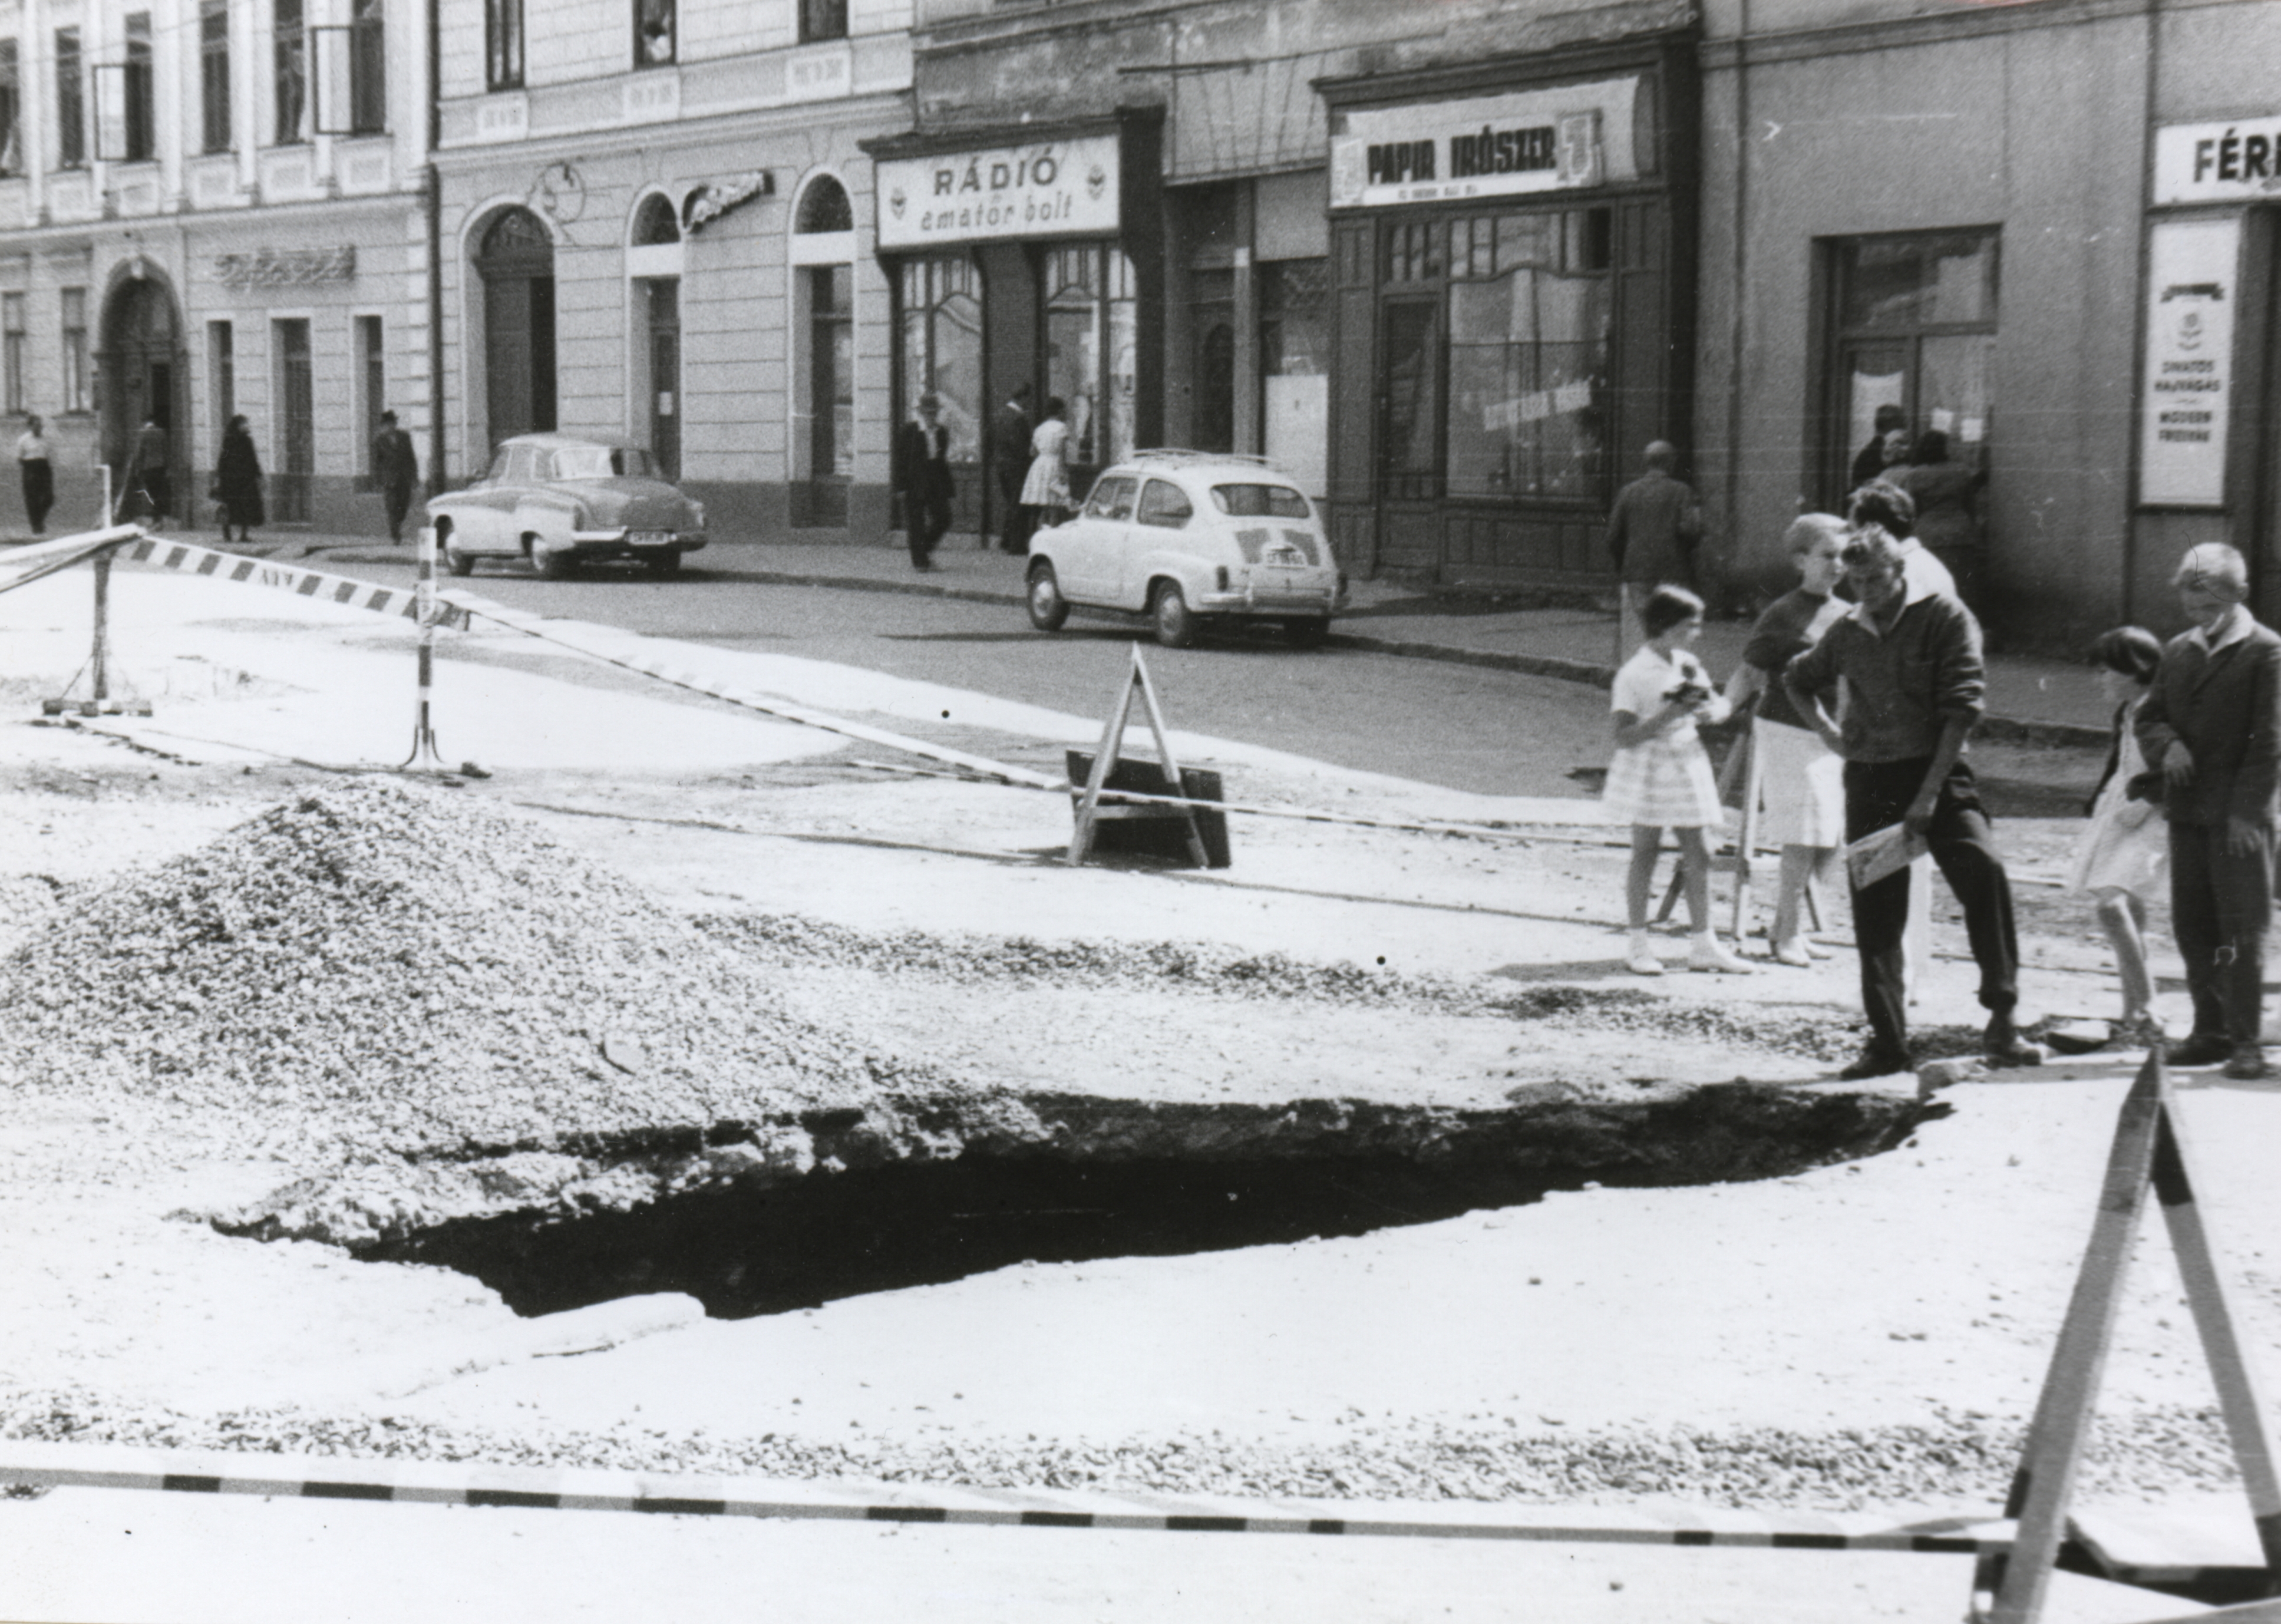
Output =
[{"x1": 71, "y1": 523, "x2": 2115, "y2": 747}]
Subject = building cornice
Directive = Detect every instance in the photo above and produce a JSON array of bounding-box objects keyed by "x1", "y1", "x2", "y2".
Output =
[
  {"x1": 431, "y1": 90, "x2": 916, "y2": 177},
  {"x1": 1697, "y1": 0, "x2": 2151, "y2": 71}
]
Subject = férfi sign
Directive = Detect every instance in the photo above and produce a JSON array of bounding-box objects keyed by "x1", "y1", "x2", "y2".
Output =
[
  {"x1": 876, "y1": 135, "x2": 1119, "y2": 249},
  {"x1": 2140, "y1": 217, "x2": 2238, "y2": 507},
  {"x1": 2153, "y1": 117, "x2": 2281, "y2": 204},
  {"x1": 1329, "y1": 77, "x2": 1639, "y2": 209}
]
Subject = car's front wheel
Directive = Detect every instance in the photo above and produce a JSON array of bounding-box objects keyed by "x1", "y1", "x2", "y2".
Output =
[
  {"x1": 529, "y1": 536, "x2": 575, "y2": 579},
  {"x1": 1027, "y1": 563, "x2": 1070, "y2": 631},
  {"x1": 1151, "y1": 580, "x2": 1197, "y2": 649}
]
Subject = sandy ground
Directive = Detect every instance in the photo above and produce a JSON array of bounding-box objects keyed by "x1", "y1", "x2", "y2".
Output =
[{"x1": 1, "y1": 560, "x2": 2273, "y2": 1622}]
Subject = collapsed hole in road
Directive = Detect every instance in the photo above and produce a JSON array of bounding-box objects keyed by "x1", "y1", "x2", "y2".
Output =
[{"x1": 351, "y1": 1084, "x2": 1936, "y2": 1321}]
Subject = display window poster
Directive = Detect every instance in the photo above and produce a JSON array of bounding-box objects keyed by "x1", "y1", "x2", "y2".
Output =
[{"x1": 2140, "y1": 217, "x2": 2238, "y2": 507}]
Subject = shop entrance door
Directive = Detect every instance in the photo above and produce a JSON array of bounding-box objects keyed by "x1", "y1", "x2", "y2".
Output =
[
  {"x1": 99, "y1": 276, "x2": 183, "y2": 517},
  {"x1": 273, "y1": 318, "x2": 313, "y2": 521},
  {"x1": 478, "y1": 207, "x2": 557, "y2": 448},
  {"x1": 1375, "y1": 297, "x2": 1440, "y2": 571}
]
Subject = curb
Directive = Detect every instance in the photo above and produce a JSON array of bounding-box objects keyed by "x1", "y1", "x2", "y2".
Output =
[{"x1": 266, "y1": 544, "x2": 2110, "y2": 749}]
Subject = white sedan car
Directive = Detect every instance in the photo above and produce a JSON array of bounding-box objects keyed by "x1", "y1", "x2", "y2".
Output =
[
  {"x1": 1024, "y1": 451, "x2": 1346, "y2": 648},
  {"x1": 427, "y1": 434, "x2": 707, "y2": 579}
]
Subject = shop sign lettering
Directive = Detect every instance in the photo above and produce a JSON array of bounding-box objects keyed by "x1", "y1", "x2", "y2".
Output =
[
  {"x1": 2139, "y1": 217, "x2": 2238, "y2": 507},
  {"x1": 1331, "y1": 78, "x2": 1636, "y2": 209},
  {"x1": 876, "y1": 134, "x2": 1119, "y2": 249},
  {"x1": 2153, "y1": 117, "x2": 2281, "y2": 203}
]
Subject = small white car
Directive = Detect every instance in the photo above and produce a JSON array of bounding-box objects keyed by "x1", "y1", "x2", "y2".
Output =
[
  {"x1": 427, "y1": 433, "x2": 707, "y2": 579},
  {"x1": 1024, "y1": 451, "x2": 1346, "y2": 648}
]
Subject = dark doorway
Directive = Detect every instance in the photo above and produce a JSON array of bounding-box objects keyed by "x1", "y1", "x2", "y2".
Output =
[
  {"x1": 273, "y1": 318, "x2": 313, "y2": 521},
  {"x1": 477, "y1": 207, "x2": 557, "y2": 447},
  {"x1": 99, "y1": 275, "x2": 183, "y2": 516}
]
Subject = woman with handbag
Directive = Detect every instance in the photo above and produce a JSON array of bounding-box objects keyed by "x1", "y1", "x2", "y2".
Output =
[{"x1": 214, "y1": 415, "x2": 266, "y2": 546}]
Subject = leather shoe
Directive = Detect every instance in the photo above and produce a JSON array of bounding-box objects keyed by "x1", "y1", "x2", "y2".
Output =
[
  {"x1": 2168, "y1": 1032, "x2": 2233, "y2": 1067},
  {"x1": 1838, "y1": 1047, "x2": 1912, "y2": 1081},
  {"x1": 2226, "y1": 1046, "x2": 2270, "y2": 1081},
  {"x1": 1983, "y1": 1014, "x2": 2045, "y2": 1069}
]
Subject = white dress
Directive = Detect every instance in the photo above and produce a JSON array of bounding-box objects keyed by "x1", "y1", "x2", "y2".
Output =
[
  {"x1": 2066, "y1": 696, "x2": 2168, "y2": 900},
  {"x1": 1019, "y1": 418, "x2": 1071, "y2": 509},
  {"x1": 1602, "y1": 645, "x2": 1727, "y2": 828}
]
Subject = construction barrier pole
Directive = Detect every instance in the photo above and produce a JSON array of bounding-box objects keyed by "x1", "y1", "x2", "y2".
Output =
[
  {"x1": 404, "y1": 524, "x2": 445, "y2": 768},
  {"x1": 90, "y1": 550, "x2": 110, "y2": 703}
]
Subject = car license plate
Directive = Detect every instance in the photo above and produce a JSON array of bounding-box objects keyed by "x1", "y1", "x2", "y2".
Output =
[{"x1": 628, "y1": 530, "x2": 672, "y2": 547}]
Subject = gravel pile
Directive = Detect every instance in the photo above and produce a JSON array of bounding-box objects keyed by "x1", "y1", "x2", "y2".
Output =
[
  {"x1": 0, "y1": 1389, "x2": 2234, "y2": 1512},
  {"x1": 703, "y1": 914, "x2": 1869, "y2": 1064},
  {"x1": 0, "y1": 779, "x2": 982, "y2": 1161}
]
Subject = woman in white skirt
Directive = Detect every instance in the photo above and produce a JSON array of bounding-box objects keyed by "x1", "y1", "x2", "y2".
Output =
[
  {"x1": 2067, "y1": 626, "x2": 2168, "y2": 1044},
  {"x1": 1722, "y1": 513, "x2": 1849, "y2": 965},
  {"x1": 1019, "y1": 395, "x2": 1072, "y2": 533},
  {"x1": 1606, "y1": 585, "x2": 1751, "y2": 975}
]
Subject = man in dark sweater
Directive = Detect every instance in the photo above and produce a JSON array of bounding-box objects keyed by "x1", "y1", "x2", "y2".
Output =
[
  {"x1": 1605, "y1": 441, "x2": 1701, "y2": 664},
  {"x1": 892, "y1": 394, "x2": 955, "y2": 572},
  {"x1": 1785, "y1": 528, "x2": 2041, "y2": 1079},
  {"x1": 2135, "y1": 542, "x2": 2281, "y2": 1080},
  {"x1": 1850, "y1": 404, "x2": 1907, "y2": 493}
]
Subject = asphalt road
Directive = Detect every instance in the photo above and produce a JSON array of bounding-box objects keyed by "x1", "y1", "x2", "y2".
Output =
[{"x1": 388, "y1": 554, "x2": 1620, "y2": 800}]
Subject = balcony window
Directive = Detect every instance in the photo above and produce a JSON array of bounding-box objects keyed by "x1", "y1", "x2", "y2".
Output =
[
  {"x1": 798, "y1": 0, "x2": 846, "y2": 44},
  {"x1": 486, "y1": 0, "x2": 523, "y2": 90},
  {"x1": 635, "y1": 0, "x2": 673, "y2": 65},
  {"x1": 273, "y1": 0, "x2": 306, "y2": 144},
  {"x1": 200, "y1": 0, "x2": 231, "y2": 153},
  {"x1": 125, "y1": 14, "x2": 153, "y2": 160},
  {"x1": 55, "y1": 28, "x2": 83, "y2": 169},
  {"x1": 0, "y1": 39, "x2": 19, "y2": 175},
  {"x1": 314, "y1": 0, "x2": 385, "y2": 135}
]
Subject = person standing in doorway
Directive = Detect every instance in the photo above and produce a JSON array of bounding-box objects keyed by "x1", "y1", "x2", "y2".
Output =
[
  {"x1": 123, "y1": 415, "x2": 170, "y2": 527},
  {"x1": 1784, "y1": 526, "x2": 2042, "y2": 1080},
  {"x1": 1850, "y1": 404, "x2": 1907, "y2": 492},
  {"x1": 1021, "y1": 396, "x2": 1072, "y2": 535},
  {"x1": 15, "y1": 414, "x2": 52, "y2": 535},
  {"x1": 893, "y1": 393, "x2": 955, "y2": 572},
  {"x1": 214, "y1": 415, "x2": 265, "y2": 546},
  {"x1": 991, "y1": 382, "x2": 1034, "y2": 556},
  {"x1": 371, "y1": 410, "x2": 420, "y2": 544},
  {"x1": 2135, "y1": 543, "x2": 2281, "y2": 1080},
  {"x1": 1605, "y1": 440, "x2": 1702, "y2": 665}
]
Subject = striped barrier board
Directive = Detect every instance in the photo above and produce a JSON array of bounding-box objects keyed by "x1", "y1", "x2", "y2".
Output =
[
  {"x1": 121, "y1": 536, "x2": 470, "y2": 630},
  {"x1": 0, "y1": 1440, "x2": 2013, "y2": 1554}
]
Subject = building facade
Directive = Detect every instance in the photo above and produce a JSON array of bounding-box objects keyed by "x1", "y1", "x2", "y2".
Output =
[
  {"x1": 0, "y1": 0, "x2": 429, "y2": 533},
  {"x1": 430, "y1": 0, "x2": 916, "y2": 539}
]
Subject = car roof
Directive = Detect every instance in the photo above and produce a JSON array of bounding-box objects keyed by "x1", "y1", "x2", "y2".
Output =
[
  {"x1": 1106, "y1": 450, "x2": 1303, "y2": 484},
  {"x1": 496, "y1": 433, "x2": 649, "y2": 454}
]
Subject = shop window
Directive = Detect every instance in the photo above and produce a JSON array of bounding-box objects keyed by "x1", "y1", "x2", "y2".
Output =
[
  {"x1": 1828, "y1": 229, "x2": 1998, "y2": 501},
  {"x1": 898, "y1": 256, "x2": 981, "y2": 465},
  {"x1": 273, "y1": 0, "x2": 306, "y2": 144},
  {"x1": 2, "y1": 293, "x2": 22, "y2": 414},
  {"x1": 0, "y1": 39, "x2": 19, "y2": 176},
  {"x1": 798, "y1": 0, "x2": 846, "y2": 43},
  {"x1": 208, "y1": 320, "x2": 233, "y2": 430},
  {"x1": 60, "y1": 288, "x2": 87, "y2": 413},
  {"x1": 54, "y1": 28, "x2": 83, "y2": 169},
  {"x1": 487, "y1": 0, "x2": 524, "y2": 91},
  {"x1": 1446, "y1": 210, "x2": 1611, "y2": 500},
  {"x1": 1260, "y1": 259, "x2": 1328, "y2": 491},
  {"x1": 1042, "y1": 243, "x2": 1135, "y2": 473},
  {"x1": 635, "y1": 0, "x2": 674, "y2": 66},
  {"x1": 199, "y1": 0, "x2": 231, "y2": 153}
]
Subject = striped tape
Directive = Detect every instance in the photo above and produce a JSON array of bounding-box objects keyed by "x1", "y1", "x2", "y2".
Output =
[
  {"x1": 121, "y1": 537, "x2": 470, "y2": 630},
  {"x1": 0, "y1": 1441, "x2": 2012, "y2": 1553}
]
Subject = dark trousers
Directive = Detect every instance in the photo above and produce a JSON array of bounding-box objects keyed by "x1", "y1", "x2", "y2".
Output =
[
  {"x1": 384, "y1": 483, "x2": 414, "y2": 540},
  {"x1": 2170, "y1": 818, "x2": 2275, "y2": 1048},
  {"x1": 904, "y1": 486, "x2": 950, "y2": 566},
  {"x1": 996, "y1": 467, "x2": 1032, "y2": 553},
  {"x1": 19, "y1": 458, "x2": 51, "y2": 533},
  {"x1": 1844, "y1": 757, "x2": 2019, "y2": 1055}
]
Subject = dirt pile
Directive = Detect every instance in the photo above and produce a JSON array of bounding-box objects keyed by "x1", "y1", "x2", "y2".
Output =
[{"x1": 0, "y1": 778, "x2": 981, "y2": 1160}]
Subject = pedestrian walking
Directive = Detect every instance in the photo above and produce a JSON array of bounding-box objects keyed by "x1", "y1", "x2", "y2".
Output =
[
  {"x1": 122, "y1": 415, "x2": 170, "y2": 527},
  {"x1": 1606, "y1": 585, "x2": 1752, "y2": 978},
  {"x1": 1849, "y1": 404, "x2": 1907, "y2": 492},
  {"x1": 893, "y1": 393, "x2": 955, "y2": 572},
  {"x1": 2066, "y1": 626, "x2": 2168, "y2": 1047},
  {"x1": 15, "y1": 413, "x2": 53, "y2": 535},
  {"x1": 213, "y1": 415, "x2": 266, "y2": 546},
  {"x1": 1722, "y1": 513, "x2": 1848, "y2": 965},
  {"x1": 991, "y1": 382, "x2": 1034, "y2": 555},
  {"x1": 2135, "y1": 543, "x2": 2281, "y2": 1080},
  {"x1": 1605, "y1": 441, "x2": 1701, "y2": 665},
  {"x1": 1020, "y1": 396, "x2": 1072, "y2": 535},
  {"x1": 1783, "y1": 527, "x2": 2041, "y2": 1079},
  {"x1": 371, "y1": 410, "x2": 420, "y2": 544}
]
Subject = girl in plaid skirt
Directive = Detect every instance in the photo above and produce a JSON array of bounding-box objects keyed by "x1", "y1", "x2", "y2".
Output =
[{"x1": 1606, "y1": 586, "x2": 1750, "y2": 976}]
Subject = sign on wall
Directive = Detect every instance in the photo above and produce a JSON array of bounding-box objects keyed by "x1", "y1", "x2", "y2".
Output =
[
  {"x1": 1328, "y1": 77, "x2": 1640, "y2": 210},
  {"x1": 876, "y1": 135, "x2": 1120, "y2": 250},
  {"x1": 2139, "y1": 216, "x2": 2239, "y2": 508},
  {"x1": 2153, "y1": 117, "x2": 2281, "y2": 205}
]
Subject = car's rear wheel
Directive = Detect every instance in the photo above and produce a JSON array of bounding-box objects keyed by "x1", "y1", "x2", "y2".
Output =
[
  {"x1": 529, "y1": 536, "x2": 575, "y2": 579},
  {"x1": 439, "y1": 527, "x2": 474, "y2": 577},
  {"x1": 1283, "y1": 617, "x2": 1330, "y2": 649},
  {"x1": 1151, "y1": 581, "x2": 1197, "y2": 649},
  {"x1": 1026, "y1": 563, "x2": 1069, "y2": 631},
  {"x1": 645, "y1": 550, "x2": 681, "y2": 577}
]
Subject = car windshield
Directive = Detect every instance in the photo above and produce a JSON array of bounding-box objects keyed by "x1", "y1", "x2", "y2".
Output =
[
  {"x1": 1211, "y1": 483, "x2": 1310, "y2": 520},
  {"x1": 551, "y1": 445, "x2": 657, "y2": 480}
]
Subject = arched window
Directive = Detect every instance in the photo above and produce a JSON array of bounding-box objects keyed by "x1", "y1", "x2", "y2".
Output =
[
  {"x1": 795, "y1": 174, "x2": 852, "y2": 235},
  {"x1": 633, "y1": 193, "x2": 681, "y2": 246}
]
